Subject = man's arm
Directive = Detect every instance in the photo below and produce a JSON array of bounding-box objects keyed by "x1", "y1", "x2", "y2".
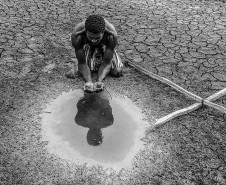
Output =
[
  {"x1": 97, "y1": 34, "x2": 117, "y2": 82},
  {"x1": 71, "y1": 32, "x2": 92, "y2": 83},
  {"x1": 96, "y1": 18, "x2": 118, "y2": 82}
]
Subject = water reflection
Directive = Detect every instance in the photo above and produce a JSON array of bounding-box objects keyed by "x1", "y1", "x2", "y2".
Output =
[
  {"x1": 41, "y1": 89, "x2": 147, "y2": 170},
  {"x1": 75, "y1": 91, "x2": 113, "y2": 146}
]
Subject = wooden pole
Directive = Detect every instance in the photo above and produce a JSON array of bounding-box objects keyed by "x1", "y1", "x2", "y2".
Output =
[
  {"x1": 126, "y1": 61, "x2": 226, "y2": 130},
  {"x1": 127, "y1": 61, "x2": 203, "y2": 102},
  {"x1": 150, "y1": 88, "x2": 226, "y2": 130},
  {"x1": 151, "y1": 103, "x2": 201, "y2": 130},
  {"x1": 206, "y1": 88, "x2": 226, "y2": 101},
  {"x1": 204, "y1": 100, "x2": 226, "y2": 114}
]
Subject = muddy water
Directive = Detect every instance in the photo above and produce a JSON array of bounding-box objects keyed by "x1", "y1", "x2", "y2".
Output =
[{"x1": 41, "y1": 89, "x2": 147, "y2": 170}]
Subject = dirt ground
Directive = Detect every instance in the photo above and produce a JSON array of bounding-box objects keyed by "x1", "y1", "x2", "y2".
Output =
[{"x1": 1, "y1": 0, "x2": 226, "y2": 184}]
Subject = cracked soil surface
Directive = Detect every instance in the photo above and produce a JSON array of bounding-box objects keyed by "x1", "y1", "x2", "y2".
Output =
[{"x1": 1, "y1": 0, "x2": 226, "y2": 184}]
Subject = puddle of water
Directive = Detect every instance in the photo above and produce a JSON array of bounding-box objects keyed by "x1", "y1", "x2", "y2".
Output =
[{"x1": 41, "y1": 89, "x2": 148, "y2": 171}]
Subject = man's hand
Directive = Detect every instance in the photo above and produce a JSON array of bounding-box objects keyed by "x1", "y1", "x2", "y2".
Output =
[
  {"x1": 94, "y1": 82, "x2": 104, "y2": 92},
  {"x1": 83, "y1": 82, "x2": 94, "y2": 93}
]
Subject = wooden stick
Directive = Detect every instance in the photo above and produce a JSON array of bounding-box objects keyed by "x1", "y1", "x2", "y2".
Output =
[
  {"x1": 204, "y1": 100, "x2": 226, "y2": 114},
  {"x1": 150, "y1": 103, "x2": 201, "y2": 131},
  {"x1": 206, "y1": 88, "x2": 226, "y2": 101},
  {"x1": 127, "y1": 61, "x2": 226, "y2": 129},
  {"x1": 151, "y1": 89, "x2": 226, "y2": 130},
  {"x1": 127, "y1": 61, "x2": 203, "y2": 102}
]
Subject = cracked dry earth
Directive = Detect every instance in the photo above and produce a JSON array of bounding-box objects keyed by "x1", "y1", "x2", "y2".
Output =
[{"x1": 0, "y1": 0, "x2": 226, "y2": 184}]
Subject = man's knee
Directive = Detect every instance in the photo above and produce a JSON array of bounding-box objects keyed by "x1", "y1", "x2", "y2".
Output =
[{"x1": 110, "y1": 67, "x2": 123, "y2": 77}]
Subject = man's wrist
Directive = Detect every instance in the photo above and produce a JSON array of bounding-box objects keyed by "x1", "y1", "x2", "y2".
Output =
[
  {"x1": 85, "y1": 78, "x2": 92, "y2": 83},
  {"x1": 96, "y1": 78, "x2": 102, "y2": 82},
  {"x1": 85, "y1": 81, "x2": 93, "y2": 84}
]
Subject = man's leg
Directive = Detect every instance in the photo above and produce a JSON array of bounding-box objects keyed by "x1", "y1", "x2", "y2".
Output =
[
  {"x1": 66, "y1": 66, "x2": 81, "y2": 79},
  {"x1": 109, "y1": 67, "x2": 123, "y2": 77},
  {"x1": 109, "y1": 50, "x2": 123, "y2": 77}
]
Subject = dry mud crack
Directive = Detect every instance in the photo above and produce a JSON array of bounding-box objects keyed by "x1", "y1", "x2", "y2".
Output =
[{"x1": 1, "y1": 0, "x2": 226, "y2": 184}]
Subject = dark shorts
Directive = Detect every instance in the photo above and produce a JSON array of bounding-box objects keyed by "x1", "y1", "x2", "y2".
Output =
[{"x1": 83, "y1": 43, "x2": 123, "y2": 71}]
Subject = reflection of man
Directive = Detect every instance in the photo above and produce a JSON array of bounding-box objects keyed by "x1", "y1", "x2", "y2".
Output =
[
  {"x1": 67, "y1": 14, "x2": 123, "y2": 93},
  {"x1": 75, "y1": 91, "x2": 114, "y2": 146}
]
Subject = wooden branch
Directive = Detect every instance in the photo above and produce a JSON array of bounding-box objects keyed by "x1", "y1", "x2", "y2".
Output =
[
  {"x1": 150, "y1": 88, "x2": 226, "y2": 130},
  {"x1": 150, "y1": 103, "x2": 201, "y2": 131},
  {"x1": 206, "y1": 88, "x2": 226, "y2": 101},
  {"x1": 126, "y1": 61, "x2": 226, "y2": 130},
  {"x1": 204, "y1": 100, "x2": 226, "y2": 114},
  {"x1": 127, "y1": 61, "x2": 203, "y2": 102}
]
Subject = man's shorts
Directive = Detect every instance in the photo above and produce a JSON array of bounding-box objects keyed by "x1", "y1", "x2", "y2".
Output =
[{"x1": 83, "y1": 43, "x2": 123, "y2": 72}]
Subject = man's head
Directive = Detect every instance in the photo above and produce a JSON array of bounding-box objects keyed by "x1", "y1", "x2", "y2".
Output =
[
  {"x1": 85, "y1": 15, "x2": 105, "y2": 45},
  {"x1": 87, "y1": 128, "x2": 103, "y2": 146}
]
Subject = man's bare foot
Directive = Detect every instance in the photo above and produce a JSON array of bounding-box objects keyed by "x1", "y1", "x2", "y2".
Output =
[
  {"x1": 65, "y1": 69, "x2": 81, "y2": 79},
  {"x1": 83, "y1": 82, "x2": 94, "y2": 93}
]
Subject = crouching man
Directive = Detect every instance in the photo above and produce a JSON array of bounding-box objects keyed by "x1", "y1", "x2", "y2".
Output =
[{"x1": 67, "y1": 14, "x2": 123, "y2": 93}]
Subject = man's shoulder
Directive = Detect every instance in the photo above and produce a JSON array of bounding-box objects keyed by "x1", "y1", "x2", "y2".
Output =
[
  {"x1": 71, "y1": 21, "x2": 87, "y2": 49},
  {"x1": 104, "y1": 19, "x2": 117, "y2": 37},
  {"x1": 74, "y1": 20, "x2": 86, "y2": 35}
]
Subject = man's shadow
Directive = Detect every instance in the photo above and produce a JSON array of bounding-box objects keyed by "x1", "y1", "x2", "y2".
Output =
[{"x1": 75, "y1": 91, "x2": 114, "y2": 146}]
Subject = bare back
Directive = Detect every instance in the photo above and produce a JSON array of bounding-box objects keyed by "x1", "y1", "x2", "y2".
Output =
[{"x1": 72, "y1": 19, "x2": 118, "y2": 49}]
